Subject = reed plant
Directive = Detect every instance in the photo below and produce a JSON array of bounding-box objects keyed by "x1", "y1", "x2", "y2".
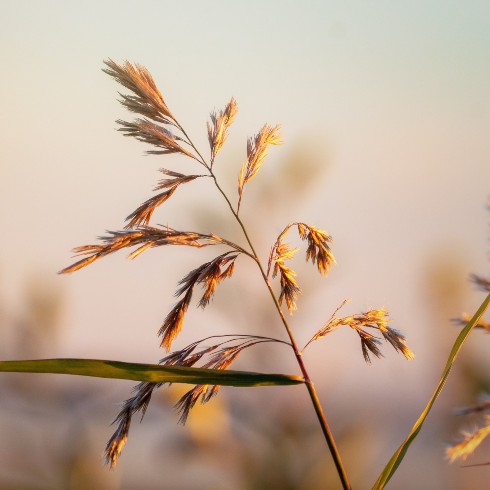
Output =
[{"x1": 1, "y1": 60, "x2": 489, "y2": 489}]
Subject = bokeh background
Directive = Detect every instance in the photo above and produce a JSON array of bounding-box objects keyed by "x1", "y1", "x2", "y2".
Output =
[{"x1": 1, "y1": 1, "x2": 489, "y2": 488}]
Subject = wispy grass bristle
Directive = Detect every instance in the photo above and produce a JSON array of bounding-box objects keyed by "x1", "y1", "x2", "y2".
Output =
[
  {"x1": 208, "y1": 97, "x2": 238, "y2": 163},
  {"x1": 271, "y1": 242, "x2": 301, "y2": 313},
  {"x1": 117, "y1": 118, "x2": 194, "y2": 157},
  {"x1": 59, "y1": 228, "x2": 241, "y2": 275},
  {"x1": 125, "y1": 187, "x2": 177, "y2": 228},
  {"x1": 103, "y1": 59, "x2": 175, "y2": 125},
  {"x1": 297, "y1": 223, "x2": 336, "y2": 275},
  {"x1": 470, "y1": 273, "x2": 490, "y2": 292},
  {"x1": 454, "y1": 394, "x2": 490, "y2": 416},
  {"x1": 446, "y1": 418, "x2": 490, "y2": 463},
  {"x1": 104, "y1": 381, "x2": 161, "y2": 467},
  {"x1": 155, "y1": 169, "x2": 202, "y2": 189},
  {"x1": 104, "y1": 333, "x2": 285, "y2": 463},
  {"x1": 173, "y1": 335, "x2": 276, "y2": 423},
  {"x1": 159, "y1": 252, "x2": 239, "y2": 350},
  {"x1": 159, "y1": 291, "x2": 193, "y2": 351},
  {"x1": 454, "y1": 314, "x2": 490, "y2": 333},
  {"x1": 267, "y1": 222, "x2": 336, "y2": 313},
  {"x1": 304, "y1": 308, "x2": 414, "y2": 362},
  {"x1": 238, "y1": 124, "x2": 282, "y2": 211}
]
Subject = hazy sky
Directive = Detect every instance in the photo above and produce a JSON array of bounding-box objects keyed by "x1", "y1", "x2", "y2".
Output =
[{"x1": 2, "y1": 0, "x2": 489, "y2": 352}]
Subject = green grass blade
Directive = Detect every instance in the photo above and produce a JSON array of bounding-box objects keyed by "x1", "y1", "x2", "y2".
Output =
[
  {"x1": 373, "y1": 292, "x2": 490, "y2": 490},
  {"x1": 0, "y1": 358, "x2": 303, "y2": 387}
]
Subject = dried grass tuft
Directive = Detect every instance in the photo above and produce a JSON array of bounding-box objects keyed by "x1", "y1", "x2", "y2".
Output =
[
  {"x1": 470, "y1": 273, "x2": 490, "y2": 293},
  {"x1": 297, "y1": 223, "x2": 336, "y2": 275},
  {"x1": 104, "y1": 381, "x2": 160, "y2": 467},
  {"x1": 455, "y1": 314, "x2": 490, "y2": 333},
  {"x1": 159, "y1": 252, "x2": 239, "y2": 350},
  {"x1": 124, "y1": 170, "x2": 202, "y2": 228},
  {"x1": 267, "y1": 222, "x2": 336, "y2": 312},
  {"x1": 271, "y1": 242, "x2": 301, "y2": 313},
  {"x1": 238, "y1": 124, "x2": 282, "y2": 211},
  {"x1": 305, "y1": 307, "x2": 414, "y2": 362},
  {"x1": 105, "y1": 333, "x2": 285, "y2": 464},
  {"x1": 208, "y1": 98, "x2": 238, "y2": 163},
  {"x1": 103, "y1": 59, "x2": 175, "y2": 125},
  {"x1": 446, "y1": 418, "x2": 490, "y2": 463},
  {"x1": 59, "y1": 228, "x2": 243, "y2": 275}
]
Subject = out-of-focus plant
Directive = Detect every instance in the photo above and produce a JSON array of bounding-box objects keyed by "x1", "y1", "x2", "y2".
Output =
[
  {"x1": 445, "y1": 206, "x2": 490, "y2": 467},
  {"x1": 0, "y1": 60, "x2": 488, "y2": 489}
]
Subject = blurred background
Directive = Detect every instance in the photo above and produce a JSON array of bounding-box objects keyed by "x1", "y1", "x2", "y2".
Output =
[{"x1": 1, "y1": 1, "x2": 489, "y2": 488}]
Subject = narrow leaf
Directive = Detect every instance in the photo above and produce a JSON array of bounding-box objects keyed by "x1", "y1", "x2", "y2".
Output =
[
  {"x1": 0, "y1": 358, "x2": 303, "y2": 387},
  {"x1": 372, "y1": 292, "x2": 490, "y2": 490}
]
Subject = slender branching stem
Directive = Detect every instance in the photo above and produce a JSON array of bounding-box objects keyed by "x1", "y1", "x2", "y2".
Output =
[
  {"x1": 211, "y1": 170, "x2": 351, "y2": 490},
  {"x1": 75, "y1": 61, "x2": 415, "y2": 479},
  {"x1": 174, "y1": 122, "x2": 211, "y2": 171},
  {"x1": 172, "y1": 116, "x2": 351, "y2": 489}
]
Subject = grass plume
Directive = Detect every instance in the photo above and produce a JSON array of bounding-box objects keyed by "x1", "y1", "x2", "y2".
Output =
[{"x1": 57, "y1": 59, "x2": 419, "y2": 488}]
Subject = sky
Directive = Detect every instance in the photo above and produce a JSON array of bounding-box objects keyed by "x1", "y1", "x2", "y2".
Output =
[
  {"x1": 2, "y1": 0, "x2": 488, "y2": 351},
  {"x1": 1, "y1": 1, "x2": 490, "y2": 487}
]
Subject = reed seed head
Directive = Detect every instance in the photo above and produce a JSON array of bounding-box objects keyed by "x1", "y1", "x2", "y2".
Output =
[
  {"x1": 208, "y1": 97, "x2": 238, "y2": 161},
  {"x1": 446, "y1": 419, "x2": 490, "y2": 463},
  {"x1": 117, "y1": 118, "x2": 195, "y2": 157},
  {"x1": 103, "y1": 59, "x2": 175, "y2": 124},
  {"x1": 454, "y1": 314, "x2": 490, "y2": 333},
  {"x1": 104, "y1": 381, "x2": 161, "y2": 467},
  {"x1": 61, "y1": 59, "x2": 417, "y2": 471},
  {"x1": 470, "y1": 273, "x2": 490, "y2": 293},
  {"x1": 159, "y1": 253, "x2": 239, "y2": 350},
  {"x1": 268, "y1": 222, "x2": 336, "y2": 313},
  {"x1": 104, "y1": 333, "x2": 283, "y2": 464},
  {"x1": 238, "y1": 124, "x2": 282, "y2": 210},
  {"x1": 306, "y1": 307, "x2": 414, "y2": 362},
  {"x1": 272, "y1": 242, "x2": 301, "y2": 313},
  {"x1": 59, "y1": 227, "x2": 237, "y2": 274}
]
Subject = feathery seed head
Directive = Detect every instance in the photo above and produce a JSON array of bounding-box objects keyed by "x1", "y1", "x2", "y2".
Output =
[
  {"x1": 446, "y1": 421, "x2": 490, "y2": 463},
  {"x1": 237, "y1": 124, "x2": 282, "y2": 210},
  {"x1": 103, "y1": 59, "x2": 174, "y2": 123},
  {"x1": 208, "y1": 97, "x2": 238, "y2": 161}
]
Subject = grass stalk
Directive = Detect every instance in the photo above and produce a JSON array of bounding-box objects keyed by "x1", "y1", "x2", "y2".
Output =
[
  {"x1": 55, "y1": 60, "x2": 416, "y2": 480},
  {"x1": 177, "y1": 115, "x2": 351, "y2": 487},
  {"x1": 208, "y1": 167, "x2": 351, "y2": 490}
]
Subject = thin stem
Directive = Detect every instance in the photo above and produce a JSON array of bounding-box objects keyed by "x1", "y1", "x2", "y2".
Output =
[
  {"x1": 259, "y1": 273, "x2": 351, "y2": 490},
  {"x1": 302, "y1": 299, "x2": 349, "y2": 352},
  {"x1": 174, "y1": 121, "x2": 211, "y2": 170},
  {"x1": 180, "y1": 128, "x2": 351, "y2": 490},
  {"x1": 182, "y1": 333, "x2": 292, "y2": 348},
  {"x1": 211, "y1": 172, "x2": 351, "y2": 489}
]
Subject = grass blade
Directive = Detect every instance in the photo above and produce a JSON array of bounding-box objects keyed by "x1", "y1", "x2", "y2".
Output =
[
  {"x1": 0, "y1": 358, "x2": 303, "y2": 387},
  {"x1": 373, "y1": 292, "x2": 490, "y2": 490}
]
